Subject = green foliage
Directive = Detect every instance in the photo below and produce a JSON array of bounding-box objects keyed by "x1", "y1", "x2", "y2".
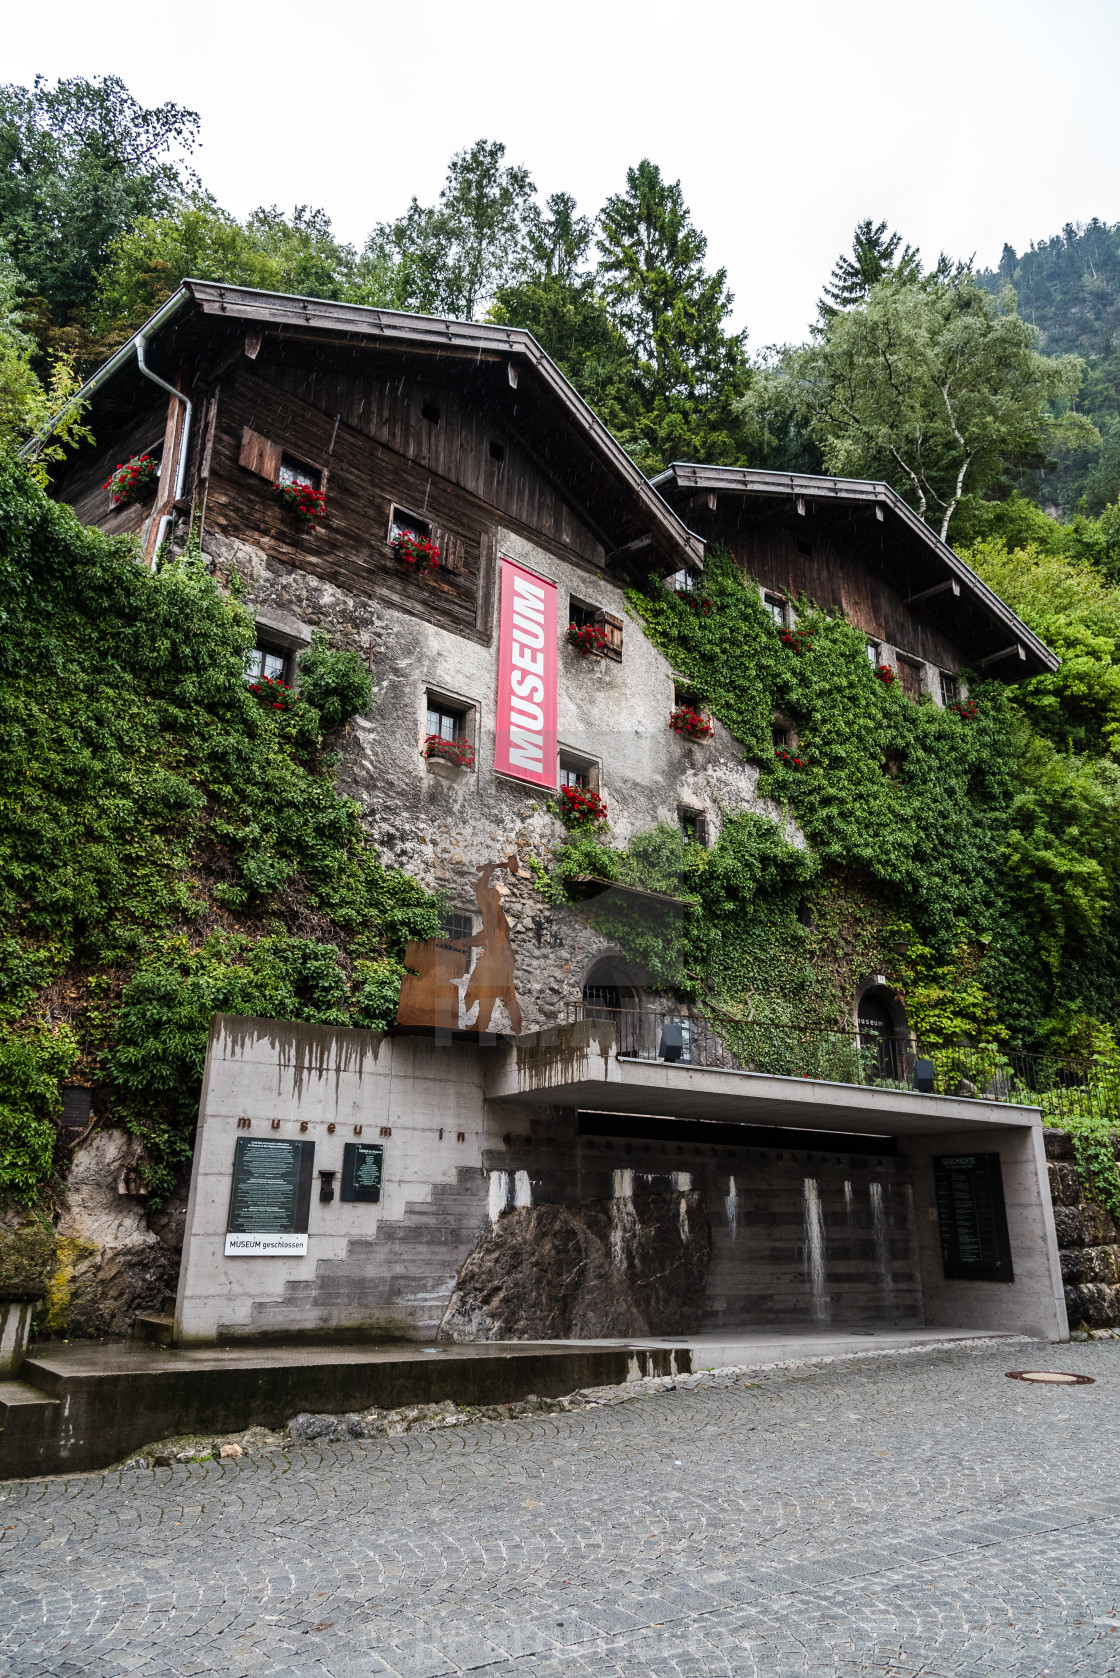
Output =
[
  {"x1": 818, "y1": 217, "x2": 923, "y2": 321},
  {"x1": 0, "y1": 454, "x2": 440, "y2": 1200},
  {"x1": 295, "y1": 632, "x2": 373, "y2": 732},
  {"x1": 0, "y1": 1027, "x2": 78, "y2": 1197}
]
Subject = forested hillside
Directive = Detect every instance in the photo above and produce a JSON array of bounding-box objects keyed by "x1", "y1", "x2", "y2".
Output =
[{"x1": 978, "y1": 221, "x2": 1120, "y2": 514}]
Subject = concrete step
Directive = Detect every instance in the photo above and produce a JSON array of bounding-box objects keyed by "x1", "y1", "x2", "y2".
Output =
[
  {"x1": 0, "y1": 1379, "x2": 62, "y2": 1479},
  {"x1": 133, "y1": 1313, "x2": 175, "y2": 1347}
]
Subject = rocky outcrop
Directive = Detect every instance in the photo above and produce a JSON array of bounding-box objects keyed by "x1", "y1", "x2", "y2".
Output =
[
  {"x1": 1046, "y1": 1130, "x2": 1120, "y2": 1331},
  {"x1": 439, "y1": 1179, "x2": 709, "y2": 1341}
]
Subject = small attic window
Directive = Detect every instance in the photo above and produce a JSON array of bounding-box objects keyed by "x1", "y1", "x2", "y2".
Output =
[
  {"x1": 795, "y1": 537, "x2": 812, "y2": 558},
  {"x1": 422, "y1": 401, "x2": 441, "y2": 425},
  {"x1": 489, "y1": 439, "x2": 506, "y2": 464}
]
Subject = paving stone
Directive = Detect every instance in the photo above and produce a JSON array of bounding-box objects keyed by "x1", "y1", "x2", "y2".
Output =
[{"x1": 2, "y1": 1342, "x2": 1120, "y2": 1673}]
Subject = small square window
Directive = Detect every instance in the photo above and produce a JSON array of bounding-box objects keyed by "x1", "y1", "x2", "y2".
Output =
[
  {"x1": 772, "y1": 725, "x2": 791, "y2": 750},
  {"x1": 390, "y1": 505, "x2": 432, "y2": 544},
  {"x1": 422, "y1": 401, "x2": 441, "y2": 425},
  {"x1": 559, "y1": 752, "x2": 598, "y2": 792},
  {"x1": 940, "y1": 671, "x2": 961, "y2": 707},
  {"x1": 277, "y1": 454, "x2": 321, "y2": 490},
  {"x1": 763, "y1": 593, "x2": 787, "y2": 627},
  {"x1": 679, "y1": 806, "x2": 708, "y2": 847},
  {"x1": 245, "y1": 641, "x2": 288, "y2": 684},
  {"x1": 569, "y1": 599, "x2": 598, "y2": 631},
  {"x1": 795, "y1": 537, "x2": 812, "y2": 558},
  {"x1": 489, "y1": 439, "x2": 506, "y2": 464},
  {"x1": 440, "y1": 910, "x2": 476, "y2": 944},
  {"x1": 665, "y1": 567, "x2": 698, "y2": 593},
  {"x1": 426, "y1": 698, "x2": 466, "y2": 741}
]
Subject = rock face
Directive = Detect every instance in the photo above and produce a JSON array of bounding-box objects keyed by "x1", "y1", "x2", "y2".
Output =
[
  {"x1": 439, "y1": 1182, "x2": 710, "y2": 1342},
  {"x1": 1046, "y1": 1130, "x2": 1120, "y2": 1331}
]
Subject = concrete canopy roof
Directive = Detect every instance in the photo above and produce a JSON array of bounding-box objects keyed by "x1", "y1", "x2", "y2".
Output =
[
  {"x1": 38, "y1": 282, "x2": 705, "y2": 577},
  {"x1": 652, "y1": 462, "x2": 1059, "y2": 679}
]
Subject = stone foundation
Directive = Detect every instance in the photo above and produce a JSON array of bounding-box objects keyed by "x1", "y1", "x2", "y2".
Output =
[{"x1": 1046, "y1": 1129, "x2": 1120, "y2": 1330}]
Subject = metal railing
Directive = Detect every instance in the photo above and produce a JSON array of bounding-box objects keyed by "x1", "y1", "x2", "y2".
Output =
[{"x1": 563, "y1": 1003, "x2": 1117, "y2": 1124}]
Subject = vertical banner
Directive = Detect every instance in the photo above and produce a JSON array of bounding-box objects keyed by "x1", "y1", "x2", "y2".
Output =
[{"x1": 494, "y1": 557, "x2": 557, "y2": 788}]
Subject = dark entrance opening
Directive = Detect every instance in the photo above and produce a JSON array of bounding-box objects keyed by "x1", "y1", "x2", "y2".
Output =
[{"x1": 857, "y1": 991, "x2": 902, "y2": 1082}]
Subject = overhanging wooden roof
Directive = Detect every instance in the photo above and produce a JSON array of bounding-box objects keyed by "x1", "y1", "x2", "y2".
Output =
[{"x1": 652, "y1": 463, "x2": 1058, "y2": 678}]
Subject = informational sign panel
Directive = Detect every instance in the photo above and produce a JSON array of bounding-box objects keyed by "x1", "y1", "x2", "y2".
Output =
[
  {"x1": 933, "y1": 1153, "x2": 1014, "y2": 1282},
  {"x1": 340, "y1": 1141, "x2": 384, "y2": 1203},
  {"x1": 225, "y1": 1136, "x2": 315, "y2": 1256},
  {"x1": 493, "y1": 558, "x2": 557, "y2": 788}
]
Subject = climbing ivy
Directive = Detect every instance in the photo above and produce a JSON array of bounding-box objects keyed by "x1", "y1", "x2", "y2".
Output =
[{"x1": 0, "y1": 455, "x2": 440, "y2": 1202}]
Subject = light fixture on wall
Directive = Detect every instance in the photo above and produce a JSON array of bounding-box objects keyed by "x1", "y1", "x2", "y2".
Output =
[{"x1": 318, "y1": 1170, "x2": 336, "y2": 1204}]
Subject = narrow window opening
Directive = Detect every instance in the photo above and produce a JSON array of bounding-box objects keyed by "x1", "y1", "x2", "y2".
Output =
[
  {"x1": 940, "y1": 671, "x2": 961, "y2": 708},
  {"x1": 679, "y1": 805, "x2": 708, "y2": 847},
  {"x1": 867, "y1": 641, "x2": 881, "y2": 667},
  {"x1": 489, "y1": 439, "x2": 506, "y2": 463},
  {"x1": 569, "y1": 598, "x2": 598, "y2": 631},
  {"x1": 763, "y1": 592, "x2": 787, "y2": 627},
  {"x1": 421, "y1": 401, "x2": 441, "y2": 425},
  {"x1": 795, "y1": 537, "x2": 812, "y2": 558}
]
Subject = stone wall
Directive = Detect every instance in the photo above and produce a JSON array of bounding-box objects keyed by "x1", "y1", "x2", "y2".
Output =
[{"x1": 1045, "y1": 1129, "x2": 1120, "y2": 1331}]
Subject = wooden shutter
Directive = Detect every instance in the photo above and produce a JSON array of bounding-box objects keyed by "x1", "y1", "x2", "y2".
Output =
[
  {"x1": 239, "y1": 427, "x2": 282, "y2": 480},
  {"x1": 596, "y1": 610, "x2": 624, "y2": 661},
  {"x1": 431, "y1": 524, "x2": 465, "y2": 574}
]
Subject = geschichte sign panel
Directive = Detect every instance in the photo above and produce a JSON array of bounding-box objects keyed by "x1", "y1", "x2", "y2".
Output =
[
  {"x1": 340, "y1": 1141, "x2": 384, "y2": 1203},
  {"x1": 225, "y1": 1136, "x2": 315, "y2": 1256},
  {"x1": 933, "y1": 1152, "x2": 1013, "y2": 1282}
]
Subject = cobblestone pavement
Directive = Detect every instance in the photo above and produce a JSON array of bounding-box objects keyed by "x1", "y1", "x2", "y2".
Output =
[{"x1": 3, "y1": 1340, "x2": 1120, "y2": 1677}]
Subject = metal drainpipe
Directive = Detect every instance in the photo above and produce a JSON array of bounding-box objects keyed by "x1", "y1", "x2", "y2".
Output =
[{"x1": 134, "y1": 329, "x2": 193, "y2": 566}]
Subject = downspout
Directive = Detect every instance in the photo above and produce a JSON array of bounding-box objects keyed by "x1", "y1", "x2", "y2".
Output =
[{"x1": 135, "y1": 316, "x2": 193, "y2": 564}]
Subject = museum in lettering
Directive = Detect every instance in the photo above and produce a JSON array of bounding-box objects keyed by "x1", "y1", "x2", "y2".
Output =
[{"x1": 43, "y1": 281, "x2": 1067, "y2": 1355}]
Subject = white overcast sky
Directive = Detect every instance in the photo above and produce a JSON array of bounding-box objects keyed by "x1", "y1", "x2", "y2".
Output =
[{"x1": 5, "y1": 0, "x2": 1119, "y2": 347}]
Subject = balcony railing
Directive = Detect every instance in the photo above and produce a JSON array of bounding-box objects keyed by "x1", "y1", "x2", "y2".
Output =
[{"x1": 564, "y1": 1003, "x2": 1116, "y2": 1125}]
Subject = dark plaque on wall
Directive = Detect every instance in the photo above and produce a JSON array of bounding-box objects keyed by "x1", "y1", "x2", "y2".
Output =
[
  {"x1": 340, "y1": 1141, "x2": 384, "y2": 1203},
  {"x1": 933, "y1": 1153, "x2": 1013, "y2": 1282},
  {"x1": 225, "y1": 1137, "x2": 315, "y2": 1256}
]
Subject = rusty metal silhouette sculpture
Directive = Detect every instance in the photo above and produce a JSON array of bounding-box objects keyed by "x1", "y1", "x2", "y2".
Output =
[{"x1": 396, "y1": 856, "x2": 523, "y2": 1034}]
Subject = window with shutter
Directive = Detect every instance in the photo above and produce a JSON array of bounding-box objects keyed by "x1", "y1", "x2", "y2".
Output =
[
  {"x1": 239, "y1": 427, "x2": 283, "y2": 480},
  {"x1": 597, "y1": 610, "x2": 624, "y2": 662},
  {"x1": 430, "y1": 524, "x2": 465, "y2": 574}
]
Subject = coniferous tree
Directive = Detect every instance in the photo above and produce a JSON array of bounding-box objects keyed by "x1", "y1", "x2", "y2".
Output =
[{"x1": 818, "y1": 218, "x2": 922, "y2": 321}]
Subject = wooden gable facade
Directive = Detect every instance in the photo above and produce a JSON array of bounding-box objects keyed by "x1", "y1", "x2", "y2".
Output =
[{"x1": 51, "y1": 284, "x2": 703, "y2": 649}]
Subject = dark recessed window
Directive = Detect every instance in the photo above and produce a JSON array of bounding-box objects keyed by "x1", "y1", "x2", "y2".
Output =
[
  {"x1": 559, "y1": 754, "x2": 593, "y2": 791},
  {"x1": 441, "y1": 911, "x2": 475, "y2": 944},
  {"x1": 489, "y1": 439, "x2": 506, "y2": 464},
  {"x1": 245, "y1": 640, "x2": 288, "y2": 684},
  {"x1": 422, "y1": 401, "x2": 441, "y2": 425},
  {"x1": 771, "y1": 725, "x2": 791, "y2": 750},
  {"x1": 679, "y1": 806, "x2": 708, "y2": 847},
  {"x1": 796, "y1": 537, "x2": 812, "y2": 557},
  {"x1": 390, "y1": 505, "x2": 433, "y2": 543},
  {"x1": 426, "y1": 698, "x2": 466, "y2": 742},
  {"x1": 569, "y1": 598, "x2": 598, "y2": 631},
  {"x1": 763, "y1": 593, "x2": 787, "y2": 627},
  {"x1": 940, "y1": 671, "x2": 961, "y2": 707},
  {"x1": 277, "y1": 454, "x2": 321, "y2": 489}
]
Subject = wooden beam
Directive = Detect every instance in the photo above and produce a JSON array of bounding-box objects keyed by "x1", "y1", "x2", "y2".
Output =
[
  {"x1": 978, "y1": 642, "x2": 1027, "y2": 667},
  {"x1": 688, "y1": 491, "x2": 717, "y2": 512},
  {"x1": 605, "y1": 533, "x2": 654, "y2": 563},
  {"x1": 908, "y1": 578, "x2": 962, "y2": 605}
]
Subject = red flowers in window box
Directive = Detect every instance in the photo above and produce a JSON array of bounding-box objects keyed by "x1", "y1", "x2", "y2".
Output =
[
  {"x1": 423, "y1": 733, "x2": 475, "y2": 768},
  {"x1": 248, "y1": 676, "x2": 298, "y2": 713},
  {"x1": 669, "y1": 705, "x2": 714, "y2": 739},
  {"x1": 567, "y1": 622, "x2": 610, "y2": 655},
  {"x1": 874, "y1": 664, "x2": 897, "y2": 686},
  {"x1": 557, "y1": 784, "x2": 607, "y2": 829},
  {"x1": 273, "y1": 481, "x2": 326, "y2": 525},
  {"x1": 105, "y1": 454, "x2": 159, "y2": 506},
  {"x1": 392, "y1": 531, "x2": 441, "y2": 569},
  {"x1": 950, "y1": 698, "x2": 979, "y2": 721},
  {"x1": 780, "y1": 628, "x2": 814, "y2": 653},
  {"x1": 774, "y1": 747, "x2": 805, "y2": 768}
]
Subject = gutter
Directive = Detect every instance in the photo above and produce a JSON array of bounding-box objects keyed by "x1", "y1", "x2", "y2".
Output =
[{"x1": 21, "y1": 287, "x2": 194, "y2": 563}]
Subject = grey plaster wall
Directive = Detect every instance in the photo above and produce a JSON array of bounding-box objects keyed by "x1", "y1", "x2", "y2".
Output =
[{"x1": 203, "y1": 527, "x2": 799, "y2": 1030}]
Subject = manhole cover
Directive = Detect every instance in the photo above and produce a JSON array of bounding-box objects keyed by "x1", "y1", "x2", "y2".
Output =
[{"x1": 1005, "y1": 1370, "x2": 1095, "y2": 1385}]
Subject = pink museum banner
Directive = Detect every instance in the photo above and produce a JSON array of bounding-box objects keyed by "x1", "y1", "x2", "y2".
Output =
[{"x1": 493, "y1": 557, "x2": 557, "y2": 788}]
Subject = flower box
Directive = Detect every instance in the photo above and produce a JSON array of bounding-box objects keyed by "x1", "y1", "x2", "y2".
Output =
[
  {"x1": 774, "y1": 747, "x2": 805, "y2": 769},
  {"x1": 105, "y1": 454, "x2": 159, "y2": 506},
  {"x1": 273, "y1": 481, "x2": 326, "y2": 525},
  {"x1": 248, "y1": 676, "x2": 298, "y2": 713},
  {"x1": 779, "y1": 628, "x2": 814, "y2": 653},
  {"x1": 566, "y1": 621, "x2": 610, "y2": 656},
  {"x1": 669, "y1": 705, "x2": 714, "y2": 739},
  {"x1": 392, "y1": 531, "x2": 441, "y2": 570},
  {"x1": 422, "y1": 733, "x2": 474, "y2": 769},
  {"x1": 557, "y1": 784, "x2": 607, "y2": 830},
  {"x1": 874, "y1": 664, "x2": 897, "y2": 686}
]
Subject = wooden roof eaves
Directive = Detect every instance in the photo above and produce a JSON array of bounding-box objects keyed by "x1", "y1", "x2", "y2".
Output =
[
  {"x1": 181, "y1": 281, "x2": 705, "y2": 571},
  {"x1": 652, "y1": 462, "x2": 1059, "y2": 676}
]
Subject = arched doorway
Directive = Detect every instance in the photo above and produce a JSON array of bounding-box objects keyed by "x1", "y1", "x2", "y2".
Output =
[
  {"x1": 582, "y1": 959, "x2": 644, "y2": 1050},
  {"x1": 857, "y1": 988, "x2": 903, "y2": 1083}
]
